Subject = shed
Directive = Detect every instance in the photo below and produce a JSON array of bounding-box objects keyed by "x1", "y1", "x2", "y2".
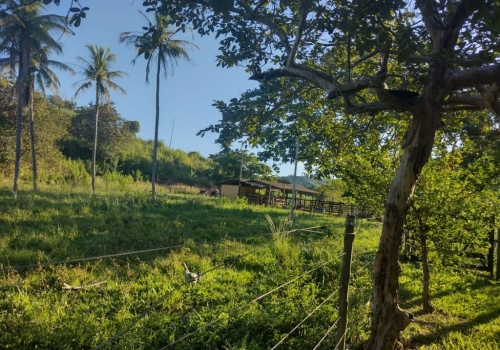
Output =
[{"x1": 219, "y1": 178, "x2": 319, "y2": 205}]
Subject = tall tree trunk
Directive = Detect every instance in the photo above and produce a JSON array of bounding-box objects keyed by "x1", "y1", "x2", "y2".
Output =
[
  {"x1": 13, "y1": 80, "x2": 24, "y2": 199},
  {"x1": 13, "y1": 33, "x2": 31, "y2": 199},
  {"x1": 365, "y1": 60, "x2": 446, "y2": 349},
  {"x1": 92, "y1": 90, "x2": 100, "y2": 194},
  {"x1": 29, "y1": 80, "x2": 37, "y2": 191},
  {"x1": 151, "y1": 49, "x2": 161, "y2": 201},
  {"x1": 419, "y1": 231, "x2": 434, "y2": 313}
]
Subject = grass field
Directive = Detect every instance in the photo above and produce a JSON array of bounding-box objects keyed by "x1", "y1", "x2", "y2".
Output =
[{"x1": 0, "y1": 179, "x2": 499, "y2": 349}]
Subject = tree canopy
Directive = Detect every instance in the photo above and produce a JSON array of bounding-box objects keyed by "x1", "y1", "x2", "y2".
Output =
[{"x1": 149, "y1": 1, "x2": 500, "y2": 348}]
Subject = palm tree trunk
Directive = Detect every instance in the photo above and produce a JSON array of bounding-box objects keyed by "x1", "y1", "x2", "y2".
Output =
[
  {"x1": 13, "y1": 33, "x2": 31, "y2": 199},
  {"x1": 13, "y1": 81, "x2": 24, "y2": 199},
  {"x1": 151, "y1": 47, "x2": 162, "y2": 201},
  {"x1": 92, "y1": 90, "x2": 100, "y2": 194},
  {"x1": 29, "y1": 80, "x2": 37, "y2": 191}
]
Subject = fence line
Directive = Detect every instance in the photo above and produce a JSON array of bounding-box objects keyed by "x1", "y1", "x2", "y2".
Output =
[
  {"x1": 1, "y1": 225, "x2": 329, "y2": 273},
  {"x1": 270, "y1": 284, "x2": 343, "y2": 350},
  {"x1": 1, "y1": 244, "x2": 188, "y2": 272},
  {"x1": 311, "y1": 317, "x2": 341, "y2": 350},
  {"x1": 90, "y1": 251, "x2": 255, "y2": 350},
  {"x1": 159, "y1": 255, "x2": 345, "y2": 350}
]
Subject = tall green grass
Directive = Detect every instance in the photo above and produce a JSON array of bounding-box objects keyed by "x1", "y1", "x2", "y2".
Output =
[{"x1": 0, "y1": 176, "x2": 498, "y2": 349}]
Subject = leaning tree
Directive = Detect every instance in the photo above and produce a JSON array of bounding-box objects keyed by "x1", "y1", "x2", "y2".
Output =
[{"x1": 147, "y1": 0, "x2": 500, "y2": 349}]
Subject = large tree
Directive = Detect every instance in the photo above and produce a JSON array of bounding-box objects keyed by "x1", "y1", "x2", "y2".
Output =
[
  {"x1": 207, "y1": 149, "x2": 275, "y2": 183},
  {"x1": 119, "y1": 12, "x2": 198, "y2": 200},
  {"x1": 152, "y1": 0, "x2": 500, "y2": 348},
  {"x1": 0, "y1": 0, "x2": 67, "y2": 197},
  {"x1": 73, "y1": 44, "x2": 126, "y2": 194}
]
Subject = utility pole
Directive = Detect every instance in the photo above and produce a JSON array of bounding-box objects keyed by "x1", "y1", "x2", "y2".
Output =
[
  {"x1": 289, "y1": 139, "x2": 299, "y2": 223},
  {"x1": 169, "y1": 118, "x2": 175, "y2": 148},
  {"x1": 238, "y1": 154, "x2": 243, "y2": 197}
]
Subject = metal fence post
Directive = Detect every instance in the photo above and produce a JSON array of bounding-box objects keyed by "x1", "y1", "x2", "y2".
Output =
[{"x1": 335, "y1": 215, "x2": 356, "y2": 350}]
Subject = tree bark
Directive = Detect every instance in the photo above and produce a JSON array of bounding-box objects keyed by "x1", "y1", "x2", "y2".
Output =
[
  {"x1": 13, "y1": 32, "x2": 31, "y2": 199},
  {"x1": 364, "y1": 108, "x2": 439, "y2": 349},
  {"x1": 365, "y1": 59, "x2": 447, "y2": 349},
  {"x1": 92, "y1": 90, "x2": 100, "y2": 194},
  {"x1": 151, "y1": 48, "x2": 162, "y2": 201},
  {"x1": 29, "y1": 81, "x2": 38, "y2": 191}
]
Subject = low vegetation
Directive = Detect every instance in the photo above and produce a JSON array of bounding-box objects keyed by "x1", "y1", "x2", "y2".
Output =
[{"x1": 1, "y1": 178, "x2": 498, "y2": 349}]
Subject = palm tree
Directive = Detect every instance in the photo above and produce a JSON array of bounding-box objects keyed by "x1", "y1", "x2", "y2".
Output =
[
  {"x1": 0, "y1": 0, "x2": 67, "y2": 197},
  {"x1": 119, "y1": 12, "x2": 198, "y2": 200},
  {"x1": 27, "y1": 47, "x2": 75, "y2": 190},
  {"x1": 73, "y1": 44, "x2": 126, "y2": 194},
  {"x1": 2, "y1": 45, "x2": 76, "y2": 191}
]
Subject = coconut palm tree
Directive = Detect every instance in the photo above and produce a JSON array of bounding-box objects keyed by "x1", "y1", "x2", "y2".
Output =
[
  {"x1": 119, "y1": 12, "x2": 198, "y2": 200},
  {"x1": 73, "y1": 44, "x2": 126, "y2": 194},
  {"x1": 27, "y1": 47, "x2": 75, "y2": 190},
  {"x1": 2, "y1": 45, "x2": 75, "y2": 191},
  {"x1": 0, "y1": 0, "x2": 67, "y2": 197}
]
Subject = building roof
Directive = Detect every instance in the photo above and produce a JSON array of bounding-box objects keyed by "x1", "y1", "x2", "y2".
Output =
[{"x1": 219, "y1": 178, "x2": 320, "y2": 195}]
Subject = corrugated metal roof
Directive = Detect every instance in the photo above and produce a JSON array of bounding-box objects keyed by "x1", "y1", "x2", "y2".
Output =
[{"x1": 219, "y1": 178, "x2": 320, "y2": 195}]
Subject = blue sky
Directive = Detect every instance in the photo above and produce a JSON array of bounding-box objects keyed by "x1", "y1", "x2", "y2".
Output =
[{"x1": 46, "y1": 0, "x2": 304, "y2": 176}]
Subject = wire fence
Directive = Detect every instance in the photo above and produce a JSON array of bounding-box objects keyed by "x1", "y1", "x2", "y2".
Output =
[
  {"x1": 2, "y1": 217, "x2": 377, "y2": 349},
  {"x1": 1, "y1": 225, "x2": 332, "y2": 273},
  {"x1": 158, "y1": 254, "x2": 345, "y2": 350},
  {"x1": 270, "y1": 284, "x2": 343, "y2": 350}
]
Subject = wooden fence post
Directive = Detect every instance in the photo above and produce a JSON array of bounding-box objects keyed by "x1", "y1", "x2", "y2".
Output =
[
  {"x1": 496, "y1": 228, "x2": 500, "y2": 281},
  {"x1": 335, "y1": 215, "x2": 356, "y2": 350}
]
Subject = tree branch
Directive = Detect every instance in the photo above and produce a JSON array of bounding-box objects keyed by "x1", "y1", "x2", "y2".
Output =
[
  {"x1": 448, "y1": 64, "x2": 500, "y2": 90},
  {"x1": 416, "y1": 0, "x2": 444, "y2": 50},
  {"x1": 444, "y1": 95, "x2": 485, "y2": 108},
  {"x1": 288, "y1": 0, "x2": 309, "y2": 67},
  {"x1": 447, "y1": 0, "x2": 481, "y2": 47}
]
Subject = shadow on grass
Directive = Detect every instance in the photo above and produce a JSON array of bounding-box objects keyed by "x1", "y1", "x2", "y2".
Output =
[
  {"x1": 410, "y1": 307, "x2": 500, "y2": 346},
  {"x1": 0, "y1": 188, "x2": 338, "y2": 269}
]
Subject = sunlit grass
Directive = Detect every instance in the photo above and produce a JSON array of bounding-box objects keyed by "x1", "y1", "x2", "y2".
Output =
[{"x1": 0, "y1": 177, "x2": 499, "y2": 349}]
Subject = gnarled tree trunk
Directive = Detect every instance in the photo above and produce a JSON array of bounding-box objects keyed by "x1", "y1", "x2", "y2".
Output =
[
  {"x1": 364, "y1": 109, "x2": 437, "y2": 349},
  {"x1": 365, "y1": 60, "x2": 447, "y2": 349}
]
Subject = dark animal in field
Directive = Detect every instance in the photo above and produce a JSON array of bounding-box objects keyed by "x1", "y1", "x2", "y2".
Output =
[
  {"x1": 182, "y1": 263, "x2": 201, "y2": 284},
  {"x1": 199, "y1": 189, "x2": 208, "y2": 195},
  {"x1": 210, "y1": 189, "x2": 219, "y2": 197}
]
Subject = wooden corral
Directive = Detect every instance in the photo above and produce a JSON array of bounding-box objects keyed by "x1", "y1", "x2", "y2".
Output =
[{"x1": 219, "y1": 179, "x2": 366, "y2": 216}]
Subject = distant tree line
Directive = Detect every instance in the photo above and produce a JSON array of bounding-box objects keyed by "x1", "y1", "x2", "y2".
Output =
[{"x1": 0, "y1": 77, "x2": 274, "y2": 187}]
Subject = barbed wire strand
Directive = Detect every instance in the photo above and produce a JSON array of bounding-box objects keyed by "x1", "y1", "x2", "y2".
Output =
[
  {"x1": 298, "y1": 228, "x2": 332, "y2": 235},
  {"x1": 159, "y1": 254, "x2": 345, "y2": 350},
  {"x1": 1, "y1": 225, "x2": 328, "y2": 273},
  {"x1": 90, "y1": 228, "x2": 328, "y2": 350},
  {"x1": 89, "y1": 252, "x2": 253, "y2": 350},
  {"x1": 332, "y1": 327, "x2": 349, "y2": 350},
  {"x1": 270, "y1": 284, "x2": 343, "y2": 350},
  {"x1": 1, "y1": 244, "x2": 188, "y2": 272},
  {"x1": 311, "y1": 317, "x2": 341, "y2": 350}
]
